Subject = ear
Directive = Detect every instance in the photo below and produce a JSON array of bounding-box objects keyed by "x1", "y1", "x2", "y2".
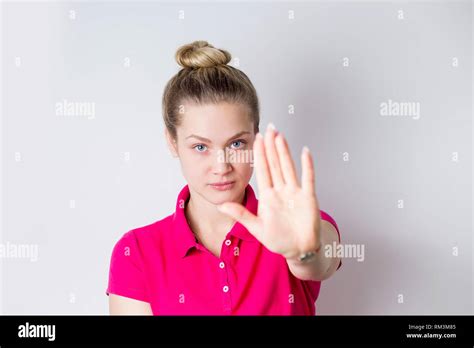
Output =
[{"x1": 164, "y1": 128, "x2": 179, "y2": 158}]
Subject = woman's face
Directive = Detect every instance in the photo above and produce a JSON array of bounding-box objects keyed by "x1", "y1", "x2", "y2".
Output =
[{"x1": 166, "y1": 101, "x2": 256, "y2": 205}]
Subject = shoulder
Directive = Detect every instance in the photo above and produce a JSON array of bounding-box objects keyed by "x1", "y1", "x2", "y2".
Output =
[
  {"x1": 131, "y1": 214, "x2": 175, "y2": 241},
  {"x1": 111, "y1": 213, "x2": 175, "y2": 255}
]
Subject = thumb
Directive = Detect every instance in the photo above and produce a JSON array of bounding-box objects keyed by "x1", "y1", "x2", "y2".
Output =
[{"x1": 217, "y1": 202, "x2": 261, "y2": 239}]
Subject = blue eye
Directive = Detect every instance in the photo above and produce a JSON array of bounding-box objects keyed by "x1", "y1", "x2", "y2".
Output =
[
  {"x1": 230, "y1": 140, "x2": 246, "y2": 149},
  {"x1": 193, "y1": 144, "x2": 207, "y2": 152}
]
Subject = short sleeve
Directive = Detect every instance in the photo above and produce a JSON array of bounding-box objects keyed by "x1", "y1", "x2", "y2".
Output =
[
  {"x1": 320, "y1": 209, "x2": 342, "y2": 271},
  {"x1": 106, "y1": 230, "x2": 150, "y2": 302}
]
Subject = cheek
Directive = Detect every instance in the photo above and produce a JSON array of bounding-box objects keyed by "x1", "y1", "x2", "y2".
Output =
[
  {"x1": 233, "y1": 162, "x2": 254, "y2": 179},
  {"x1": 179, "y1": 151, "x2": 209, "y2": 175}
]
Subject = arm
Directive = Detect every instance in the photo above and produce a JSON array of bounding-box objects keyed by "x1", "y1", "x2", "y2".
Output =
[
  {"x1": 286, "y1": 220, "x2": 341, "y2": 282},
  {"x1": 109, "y1": 294, "x2": 153, "y2": 315}
]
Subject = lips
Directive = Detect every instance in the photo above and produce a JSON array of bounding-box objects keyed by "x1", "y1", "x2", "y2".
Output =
[{"x1": 209, "y1": 181, "x2": 235, "y2": 186}]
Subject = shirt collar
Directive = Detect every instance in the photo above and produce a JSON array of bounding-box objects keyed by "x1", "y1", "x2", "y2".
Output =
[{"x1": 172, "y1": 183, "x2": 259, "y2": 258}]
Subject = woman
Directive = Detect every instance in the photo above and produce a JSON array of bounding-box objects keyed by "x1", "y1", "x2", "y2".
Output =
[{"x1": 106, "y1": 40, "x2": 342, "y2": 315}]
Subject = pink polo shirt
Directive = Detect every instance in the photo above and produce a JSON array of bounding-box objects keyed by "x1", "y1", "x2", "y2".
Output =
[{"x1": 106, "y1": 184, "x2": 341, "y2": 315}]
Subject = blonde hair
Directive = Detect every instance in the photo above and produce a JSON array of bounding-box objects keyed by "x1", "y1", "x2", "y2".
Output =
[{"x1": 162, "y1": 40, "x2": 260, "y2": 140}]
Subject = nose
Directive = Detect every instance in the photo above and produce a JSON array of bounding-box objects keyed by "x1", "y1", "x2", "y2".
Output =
[{"x1": 212, "y1": 149, "x2": 233, "y2": 175}]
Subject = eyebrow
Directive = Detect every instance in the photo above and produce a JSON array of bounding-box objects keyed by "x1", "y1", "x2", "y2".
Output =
[{"x1": 185, "y1": 131, "x2": 251, "y2": 143}]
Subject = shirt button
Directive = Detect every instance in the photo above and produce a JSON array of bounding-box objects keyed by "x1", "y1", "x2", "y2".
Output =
[
  {"x1": 223, "y1": 285, "x2": 229, "y2": 293},
  {"x1": 224, "y1": 239, "x2": 231, "y2": 246},
  {"x1": 219, "y1": 262, "x2": 225, "y2": 269}
]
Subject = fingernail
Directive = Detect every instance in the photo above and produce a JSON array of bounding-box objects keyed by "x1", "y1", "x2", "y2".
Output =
[
  {"x1": 267, "y1": 122, "x2": 276, "y2": 131},
  {"x1": 256, "y1": 132, "x2": 263, "y2": 139},
  {"x1": 303, "y1": 146, "x2": 310, "y2": 153}
]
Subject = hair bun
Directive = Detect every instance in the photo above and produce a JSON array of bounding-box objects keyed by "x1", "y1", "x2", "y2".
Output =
[{"x1": 175, "y1": 40, "x2": 232, "y2": 69}]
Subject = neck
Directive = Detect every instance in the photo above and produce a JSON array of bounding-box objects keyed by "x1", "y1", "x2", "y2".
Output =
[{"x1": 185, "y1": 187, "x2": 246, "y2": 243}]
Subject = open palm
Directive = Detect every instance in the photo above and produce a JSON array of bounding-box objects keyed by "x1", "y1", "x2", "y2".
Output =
[{"x1": 218, "y1": 124, "x2": 322, "y2": 260}]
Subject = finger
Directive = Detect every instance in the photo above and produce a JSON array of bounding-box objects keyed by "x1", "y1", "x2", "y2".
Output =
[
  {"x1": 254, "y1": 132, "x2": 272, "y2": 190},
  {"x1": 275, "y1": 133, "x2": 299, "y2": 188},
  {"x1": 301, "y1": 146, "x2": 315, "y2": 194},
  {"x1": 217, "y1": 202, "x2": 262, "y2": 240},
  {"x1": 264, "y1": 123, "x2": 285, "y2": 189}
]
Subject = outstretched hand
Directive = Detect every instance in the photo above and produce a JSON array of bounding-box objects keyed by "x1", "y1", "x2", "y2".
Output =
[{"x1": 217, "y1": 123, "x2": 322, "y2": 261}]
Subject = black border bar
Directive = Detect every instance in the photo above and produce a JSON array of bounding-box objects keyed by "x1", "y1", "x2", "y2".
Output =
[{"x1": 0, "y1": 315, "x2": 472, "y2": 345}]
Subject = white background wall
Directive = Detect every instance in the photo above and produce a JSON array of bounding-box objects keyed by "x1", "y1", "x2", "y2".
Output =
[{"x1": 1, "y1": 0, "x2": 472, "y2": 314}]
